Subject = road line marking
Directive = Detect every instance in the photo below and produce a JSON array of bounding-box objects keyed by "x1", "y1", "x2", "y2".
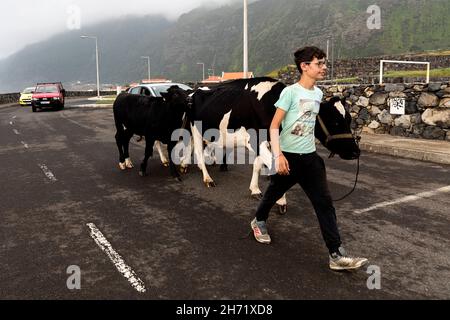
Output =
[
  {"x1": 86, "y1": 223, "x2": 147, "y2": 293},
  {"x1": 21, "y1": 141, "x2": 29, "y2": 149},
  {"x1": 38, "y1": 164, "x2": 57, "y2": 182},
  {"x1": 354, "y1": 185, "x2": 450, "y2": 214},
  {"x1": 13, "y1": 129, "x2": 20, "y2": 135},
  {"x1": 12, "y1": 116, "x2": 17, "y2": 119}
]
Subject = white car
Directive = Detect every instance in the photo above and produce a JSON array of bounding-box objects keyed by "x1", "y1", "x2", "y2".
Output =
[{"x1": 127, "y1": 83, "x2": 192, "y2": 97}]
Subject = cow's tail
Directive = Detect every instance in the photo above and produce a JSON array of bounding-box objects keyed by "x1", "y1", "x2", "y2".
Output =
[
  {"x1": 113, "y1": 109, "x2": 124, "y2": 135},
  {"x1": 113, "y1": 94, "x2": 127, "y2": 135}
]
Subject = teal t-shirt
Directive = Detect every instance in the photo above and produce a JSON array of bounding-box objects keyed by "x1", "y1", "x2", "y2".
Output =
[{"x1": 274, "y1": 83, "x2": 323, "y2": 154}]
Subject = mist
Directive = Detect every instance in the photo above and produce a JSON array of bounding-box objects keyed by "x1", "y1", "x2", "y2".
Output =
[{"x1": 0, "y1": 0, "x2": 247, "y2": 59}]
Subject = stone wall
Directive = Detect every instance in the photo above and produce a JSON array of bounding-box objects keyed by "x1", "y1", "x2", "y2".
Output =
[
  {"x1": 0, "y1": 93, "x2": 20, "y2": 104},
  {"x1": 278, "y1": 53, "x2": 450, "y2": 84},
  {"x1": 319, "y1": 82, "x2": 450, "y2": 141},
  {"x1": 3, "y1": 85, "x2": 449, "y2": 141}
]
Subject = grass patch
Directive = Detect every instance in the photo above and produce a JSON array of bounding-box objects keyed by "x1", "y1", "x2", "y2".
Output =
[
  {"x1": 95, "y1": 95, "x2": 117, "y2": 105},
  {"x1": 333, "y1": 77, "x2": 359, "y2": 83},
  {"x1": 413, "y1": 50, "x2": 450, "y2": 57},
  {"x1": 384, "y1": 67, "x2": 450, "y2": 78},
  {"x1": 266, "y1": 65, "x2": 296, "y2": 78}
]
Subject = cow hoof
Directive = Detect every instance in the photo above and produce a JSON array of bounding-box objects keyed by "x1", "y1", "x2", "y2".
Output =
[
  {"x1": 139, "y1": 171, "x2": 148, "y2": 177},
  {"x1": 278, "y1": 205, "x2": 288, "y2": 215},
  {"x1": 125, "y1": 159, "x2": 134, "y2": 169},
  {"x1": 220, "y1": 165, "x2": 228, "y2": 172},
  {"x1": 252, "y1": 193, "x2": 263, "y2": 201},
  {"x1": 162, "y1": 161, "x2": 169, "y2": 167},
  {"x1": 180, "y1": 166, "x2": 188, "y2": 174},
  {"x1": 205, "y1": 181, "x2": 216, "y2": 188},
  {"x1": 119, "y1": 162, "x2": 127, "y2": 171}
]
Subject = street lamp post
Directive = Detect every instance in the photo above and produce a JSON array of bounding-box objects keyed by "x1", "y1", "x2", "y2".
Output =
[
  {"x1": 80, "y1": 35, "x2": 100, "y2": 98},
  {"x1": 141, "y1": 56, "x2": 151, "y2": 81},
  {"x1": 331, "y1": 35, "x2": 335, "y2": 83},
  {"x1": 197, "y1": 62, "x2": 205, "y2": 81}
]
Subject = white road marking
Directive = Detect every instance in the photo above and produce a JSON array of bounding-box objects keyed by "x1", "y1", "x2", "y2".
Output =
[
  {"x1": 86, "y1": 223, "x2": 147, "y2": 293},
  {"x1": 12, "y1": 116, "x2": 17, "y2": 119},
  {"x1": 38, "y1": 164, "x2": 57, "y2": 182},
  {"x1": 13, "y1": 129, "x2": 20, "y2": 135},
  {"x1": 21, "y1": 141, "x2": 29, "y2": 149},
  {"x1": 354, "y1": 185, "x2": 450, "y2": 214}
]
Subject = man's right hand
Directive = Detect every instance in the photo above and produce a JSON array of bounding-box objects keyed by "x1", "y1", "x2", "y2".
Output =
[{"x1": 275, "y1": 154, "x2": 290, "y2": 175}]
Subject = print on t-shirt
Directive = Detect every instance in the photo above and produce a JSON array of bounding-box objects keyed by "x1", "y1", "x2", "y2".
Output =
[{"x1": 290, "y1": 99, "x2": 320, "y2": 137}]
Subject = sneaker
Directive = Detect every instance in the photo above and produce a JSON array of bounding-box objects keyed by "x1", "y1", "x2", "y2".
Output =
[
  {"x1": 250, "y1": 218, "x2": 271, "y2": 244},
  {"x1": 329, "y1": 247, "x2": 368, "y2": 271}
]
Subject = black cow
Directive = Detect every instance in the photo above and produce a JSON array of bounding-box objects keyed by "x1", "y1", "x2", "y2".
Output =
[
  {"x1": 314, "y1": 96, "x2": 360, "y2": 160},
  {"x1": 113, "y1": 85, "x2": 190, "y2": 180},
  {"x1": 186, "y1": 77, "x2": 360, "y2": 211}
]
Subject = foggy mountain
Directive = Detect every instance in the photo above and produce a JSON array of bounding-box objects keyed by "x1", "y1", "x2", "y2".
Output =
[{"x1": 1, "y1": 0, "x2": 449, "y2": 92}]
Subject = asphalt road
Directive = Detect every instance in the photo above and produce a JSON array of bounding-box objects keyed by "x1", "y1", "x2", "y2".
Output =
[{"x1": 1, "y1": 100, "x2": 449, "y2": 300}]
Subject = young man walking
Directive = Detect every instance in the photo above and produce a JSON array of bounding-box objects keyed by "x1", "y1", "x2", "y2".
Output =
[{"x1": 251, "y1": 46, "x2": 368, "y2": 271}]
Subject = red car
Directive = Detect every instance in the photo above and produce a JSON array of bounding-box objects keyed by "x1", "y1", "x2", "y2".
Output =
[{"x1": 31, "y1": 82, "x2": 66, "y2": 112}]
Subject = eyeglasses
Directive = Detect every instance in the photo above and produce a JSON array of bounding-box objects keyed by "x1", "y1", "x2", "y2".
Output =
[{"x1": 305, "y1": 60, "x2": 327, "y2": 68}]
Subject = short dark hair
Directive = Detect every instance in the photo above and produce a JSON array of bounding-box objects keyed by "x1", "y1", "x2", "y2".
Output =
[{"x1": 294, "y1": 46, "x2": 326, "y2": 74}]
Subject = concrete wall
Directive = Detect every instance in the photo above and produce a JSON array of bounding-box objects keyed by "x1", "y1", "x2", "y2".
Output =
[
  {"x1": 0, "y1": 93, "x2": 20, "y2": 104},
  {"x1": 0, "y1": 91, "x2": 116, "y2": 105}
]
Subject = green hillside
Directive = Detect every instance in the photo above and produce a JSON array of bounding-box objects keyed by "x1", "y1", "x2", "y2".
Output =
[{"x1": 0, "y1": 0, "x2": 449, "y2": 92}]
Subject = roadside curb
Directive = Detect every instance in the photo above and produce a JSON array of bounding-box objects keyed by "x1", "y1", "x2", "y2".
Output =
[
  {"x1": 0, "y1": 102, "x2": 19, "y2": 110},
  {"x1": 359, "y1": 134, "x2": 450, "y2": 166}
]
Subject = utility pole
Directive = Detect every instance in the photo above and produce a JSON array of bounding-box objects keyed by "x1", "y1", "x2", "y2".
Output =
[
  {"x1": 80, "y1": 35, "x2": 101, "y2": 98},
  {"x1": 326, "y1": 39, "x2": 329, "y2": 60},
  {"x1": 141, "y1": 56, "x2": 151, "y2": 81},
  {"x1": 331, "y1": 36, "x2": 335, "y2": 83},
  {"x1": 197, "y1": 62, "x2": 205, "y2": 81}
]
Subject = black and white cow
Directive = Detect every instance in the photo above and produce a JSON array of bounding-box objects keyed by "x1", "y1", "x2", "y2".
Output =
[
  {"x1": 188, "y1": 77, "x2": 284, "y2": 184},
  {"x1": 186, "y1": 77, "x2": 360, "y2": 211},
  {"x1": 113, "y1": 85, "x2": 190, "y2": 180}
]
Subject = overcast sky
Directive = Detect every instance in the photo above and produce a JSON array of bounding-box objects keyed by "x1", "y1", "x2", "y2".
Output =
[{"x1": 0, "y1": 0, "x2": 244, "y2": 60}]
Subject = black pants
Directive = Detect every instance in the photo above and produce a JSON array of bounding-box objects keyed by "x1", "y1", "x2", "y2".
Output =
[{"x1": 255, "y1": 151, "x2": 342, "y2": 254}]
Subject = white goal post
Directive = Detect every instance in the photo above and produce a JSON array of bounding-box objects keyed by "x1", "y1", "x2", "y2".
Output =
[{"x1": 379, "y1": 60, "x2": 430, "y2": 84}]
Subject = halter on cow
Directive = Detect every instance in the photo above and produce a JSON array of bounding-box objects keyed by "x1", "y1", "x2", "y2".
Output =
[{"x1": 314, "y1": 96, "x2": 360, "y2": 160}]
